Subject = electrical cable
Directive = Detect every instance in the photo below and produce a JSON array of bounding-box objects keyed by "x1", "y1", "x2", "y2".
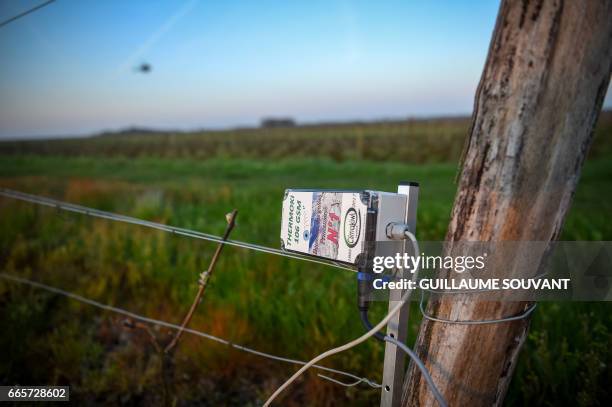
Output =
[
  {"x1": 359, "y1": 309, "x2": 385, "y2": 341},
  {"x1": 0, "y1": 188, "x2": 353, "y2": 272},
  {"x1": 0, "y1": 0, "x2": 55, "y2": 29},
  {"x1": 359, "y1": 310, "x2": 447, "y2": 407},
  {"x1": 263, "y1": 230, "x2": 422, "y2": 406},
  {"x1": 357, "y1": 224, "x2": 448, "y2": 407},
  {"x1": 384, "y1": 335, "x2": 447, "y2": 407},
  {"x1": 262, "y1": 275, "x2": 416, "y2": 405},
  {"x1": 0, "y1": 272, "x2": 381, "y2": 389}
]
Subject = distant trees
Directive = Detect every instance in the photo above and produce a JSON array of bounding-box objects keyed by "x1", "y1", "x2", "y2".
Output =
[{"x1": 260, "y1": 117, "x2": 296, "y2": 128}]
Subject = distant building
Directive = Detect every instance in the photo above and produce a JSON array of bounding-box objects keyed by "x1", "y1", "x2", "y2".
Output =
[{"x1": 260, "y1": 118, "x2": 296, "y2": 128}]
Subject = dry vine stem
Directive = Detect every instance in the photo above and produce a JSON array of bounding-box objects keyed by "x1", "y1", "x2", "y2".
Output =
[{"x1": 164, "y1": 209, "x2": 238, "y2": 353}]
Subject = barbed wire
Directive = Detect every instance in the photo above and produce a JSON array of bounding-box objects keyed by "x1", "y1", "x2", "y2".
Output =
[
  {"x1": 0, "y1": 188, "x2": 354, "y2": 272},
  {"x1": 0, "y1": 272, "x2": 381, "y2": 389}
]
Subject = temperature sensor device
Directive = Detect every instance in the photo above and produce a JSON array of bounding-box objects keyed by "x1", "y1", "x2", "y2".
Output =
[
  {"x1": 280, "y1": 184, "x2": 420, "y2": 407},
  {"x1": 280, "y1": 186, "x2": 417, "y2": 267}
]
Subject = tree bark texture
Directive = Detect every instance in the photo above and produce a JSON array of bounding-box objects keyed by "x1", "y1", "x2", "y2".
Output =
[{"x1": 402, "y1": 1, "x2": 612, "y2": 406}]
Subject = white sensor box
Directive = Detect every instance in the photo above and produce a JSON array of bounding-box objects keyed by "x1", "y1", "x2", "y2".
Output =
[{"x1": 280, "y1": 189, "x2": 409, "y2": 267}]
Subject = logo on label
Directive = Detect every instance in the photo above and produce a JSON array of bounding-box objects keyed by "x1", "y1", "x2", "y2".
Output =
[{"x1": 343, "y1": 208, "x2": 361, "y2": 248}]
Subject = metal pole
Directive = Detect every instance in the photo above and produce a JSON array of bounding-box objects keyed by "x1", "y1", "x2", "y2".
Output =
[{"x1": 380, "y1": 182, "x2": 419, "y2": 407}]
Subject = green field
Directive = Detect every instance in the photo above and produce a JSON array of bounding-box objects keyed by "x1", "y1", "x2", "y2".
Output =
[{"x1": 0, "y1": 115, "x2": 611, "y2": 405}]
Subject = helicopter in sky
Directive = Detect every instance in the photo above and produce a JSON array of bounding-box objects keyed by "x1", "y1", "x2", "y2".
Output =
[{"x1": 134, "y1": 62, "x2": 152, "y2": 74}]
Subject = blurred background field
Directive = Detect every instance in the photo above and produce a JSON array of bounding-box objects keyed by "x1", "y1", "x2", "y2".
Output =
[
  {"x1": 0, "y1": 113, "x2": 611, "y2": 406},
  {"x1": 2, "y1": 112, "x2": 612, "y2": 163}
]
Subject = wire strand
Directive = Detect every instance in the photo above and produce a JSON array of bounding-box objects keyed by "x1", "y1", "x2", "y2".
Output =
[
  {"x1": 263, "y1": 230, "x2": 425, "y2": 406},
  {"x1": 1, "y1": 187, "x2": 538, "y2": 401},
  {"x1": 0, "y1": 0, "x2": 56, "y2": 28},
  {"x1": 0, "y1": 188, "x2": 354, "y2": 272},
  {"x1": 419, "y1": 290, "x2": 537, "y2": 325},
  {"x1": 0, "y1": 272, "x2": 380, "y2": 389},
  {"x1": 382, "y1": 334, "x2": 447, "y2": 407},
  {"x1": 359, "y1": 307, "x2": 447, "y2": 406},
  {"x1": 316, "y1": 374, "x2": 380, "y2": 388}
]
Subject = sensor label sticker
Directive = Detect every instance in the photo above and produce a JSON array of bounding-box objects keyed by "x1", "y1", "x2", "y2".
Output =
[{"x1": 281, "y1": 190, "x2": 367, "y2": 264}]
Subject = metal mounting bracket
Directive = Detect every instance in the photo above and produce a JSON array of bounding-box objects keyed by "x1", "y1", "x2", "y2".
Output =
[{"x1": 380, "y1": 182, "x2": 419, "y2": 407}]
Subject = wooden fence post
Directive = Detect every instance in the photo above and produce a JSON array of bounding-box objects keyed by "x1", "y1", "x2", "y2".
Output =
[{"x1": 402, "y1": 1, "x2": 612, "y2": 406}]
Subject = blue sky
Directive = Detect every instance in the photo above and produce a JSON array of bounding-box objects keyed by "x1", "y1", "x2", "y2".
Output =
[{"x1": 0, "y1": 0, "x2": 610, "y2": 139}]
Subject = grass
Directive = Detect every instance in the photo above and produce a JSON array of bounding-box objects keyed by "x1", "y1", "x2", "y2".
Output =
[{"x1": 0, "y1": 116, "x2": 611, "y2": 405}]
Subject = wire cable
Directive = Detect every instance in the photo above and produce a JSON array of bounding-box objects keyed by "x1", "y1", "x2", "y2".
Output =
[
  {"x1": 0, "y1": 272, "x2": 381, "y2": 389},
  {"x1": 1, "y1": 187, "x2": 538, "y2": 400},
  {"x1": 263, "y1": 230, "x2": 422, "y2": 406},
  {"x1": 316, "y1": 374, "x2": 378, "y2": 388},
  {"x1": 383, "y1": 334, "x2": 447, "y2": 407},
  {"x1": 419, "y1": 290, "x2": 537, "y2": 325},
  {"x1": 359, "y1": 308, "x2": 447, "y2": 406},
  {"x1": 0, "y1": 0, "x2": 55, "y2": 29},
  {"x1": 0, "y1": 188, "x2": 353, "y2": 272},
  {"x1": 359, "y1": 308, "x2": 386, "y2": 341}
]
